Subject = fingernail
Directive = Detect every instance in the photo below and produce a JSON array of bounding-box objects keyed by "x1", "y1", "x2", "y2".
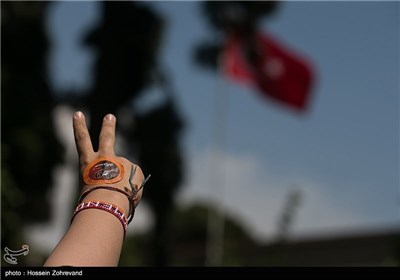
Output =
[
  {"x1": 106, "y1": 114, "x2": 115, "y2": 121},
  {"x1": 74, "y1": 111, "x2": 84, "y2": 119}
]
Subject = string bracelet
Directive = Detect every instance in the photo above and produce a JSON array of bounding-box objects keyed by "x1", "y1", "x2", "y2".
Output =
[
  {"x1": 78, "y1": 186, "x2": 134, "y2": 223},
  {"x1": 78, "y1": 173, "x2": 151, "y2": 225},
  {"x1": 71, "y1": 200, "x2": 128, "y2": 239}
]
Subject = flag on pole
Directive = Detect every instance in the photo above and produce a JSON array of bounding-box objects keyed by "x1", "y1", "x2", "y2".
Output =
[{"x1": 223, "y1": 31, "x2": 314, "y2": 111}]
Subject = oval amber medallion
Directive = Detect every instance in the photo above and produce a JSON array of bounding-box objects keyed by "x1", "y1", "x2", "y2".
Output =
[{"x1": 83, "y1": 157, "x2": 124, "y2": 185}]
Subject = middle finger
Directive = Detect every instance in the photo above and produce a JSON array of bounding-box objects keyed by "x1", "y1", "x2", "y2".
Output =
[{"x1": 98, "y1": 113, "x2": 116, "y2": 155}]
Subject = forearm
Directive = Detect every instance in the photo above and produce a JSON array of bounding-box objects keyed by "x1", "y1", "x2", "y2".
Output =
[{"x1": 44, "y1": 190, "x2": 129, "y2": 266}]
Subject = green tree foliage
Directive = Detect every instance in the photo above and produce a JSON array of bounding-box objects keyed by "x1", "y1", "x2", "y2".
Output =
[{"x1": 1, "y1": 2, "x2": 64, "y2": 266}]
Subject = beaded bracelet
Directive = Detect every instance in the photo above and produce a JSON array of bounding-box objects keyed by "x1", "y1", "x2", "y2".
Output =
[
  {"x1": 78, "y1": 186, "x2": 135, "y2": 223},
  {"x1": 71, "y1": 200, "x2": 128, "y2": 238},
  {"x1": 78, "y1": 174, "x2": 151, "y2": 225}
]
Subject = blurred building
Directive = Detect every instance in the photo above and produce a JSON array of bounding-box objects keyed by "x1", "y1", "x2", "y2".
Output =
[
  {"x1": 121, "y1": 203, "x2": 400, "y2": 266},
  {"x1": 251, "y1": 227, "x2": 400, "y2": 266}
]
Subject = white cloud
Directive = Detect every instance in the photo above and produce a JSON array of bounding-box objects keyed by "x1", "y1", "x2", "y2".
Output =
[{"x1": 177, "y1": 148, "x2": 368, "y2": 243}]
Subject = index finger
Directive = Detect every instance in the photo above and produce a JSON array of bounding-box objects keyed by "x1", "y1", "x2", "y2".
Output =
[{"x1": 73, "y1": 111, "x2": 94, "y2": 160}]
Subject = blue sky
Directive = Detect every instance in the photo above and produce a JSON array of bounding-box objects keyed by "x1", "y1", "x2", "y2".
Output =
[{"x1": 42, "y1": 1, "x2": 399, "y2": 244}]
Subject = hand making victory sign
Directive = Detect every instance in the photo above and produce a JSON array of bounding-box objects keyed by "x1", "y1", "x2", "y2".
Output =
[{"x1": 44, "y1": 112, "x2": 149, "y2": 266}]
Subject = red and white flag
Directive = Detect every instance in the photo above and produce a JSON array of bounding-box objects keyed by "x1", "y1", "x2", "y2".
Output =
[{"x1": 223, "y1": 32, "x2": 315, "y2": 111}]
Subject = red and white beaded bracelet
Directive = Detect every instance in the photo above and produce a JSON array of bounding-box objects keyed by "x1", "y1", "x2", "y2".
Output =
[
  {"x1": 78, "y1": 186, "x2": 134, "y2": 222},
  {"x1": 71, "y1": 200, "x2": 128, "y2": 238}
]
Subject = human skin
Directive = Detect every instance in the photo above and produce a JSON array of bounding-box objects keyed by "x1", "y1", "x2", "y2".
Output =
[{"x1": 44, "y1": 112, "x2": 144, "y2": 266}]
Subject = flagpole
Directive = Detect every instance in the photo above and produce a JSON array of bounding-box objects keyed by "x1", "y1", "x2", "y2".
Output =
[{"x1": 205, "y1": 50, "x2": 229, "y2": 267}]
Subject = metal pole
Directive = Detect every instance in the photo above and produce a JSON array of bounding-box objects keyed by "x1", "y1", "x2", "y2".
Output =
[{"x1": 205, "y1": 51, "x2": 229, "y2": 266}]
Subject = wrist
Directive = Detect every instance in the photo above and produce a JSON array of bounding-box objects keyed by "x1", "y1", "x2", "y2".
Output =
[
  {"x1": 82, "y1": 188, "x2": 130, "y2": 215},
  {"x1": 78, "y1": 157, "x2": 148, "y2": 224}
]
